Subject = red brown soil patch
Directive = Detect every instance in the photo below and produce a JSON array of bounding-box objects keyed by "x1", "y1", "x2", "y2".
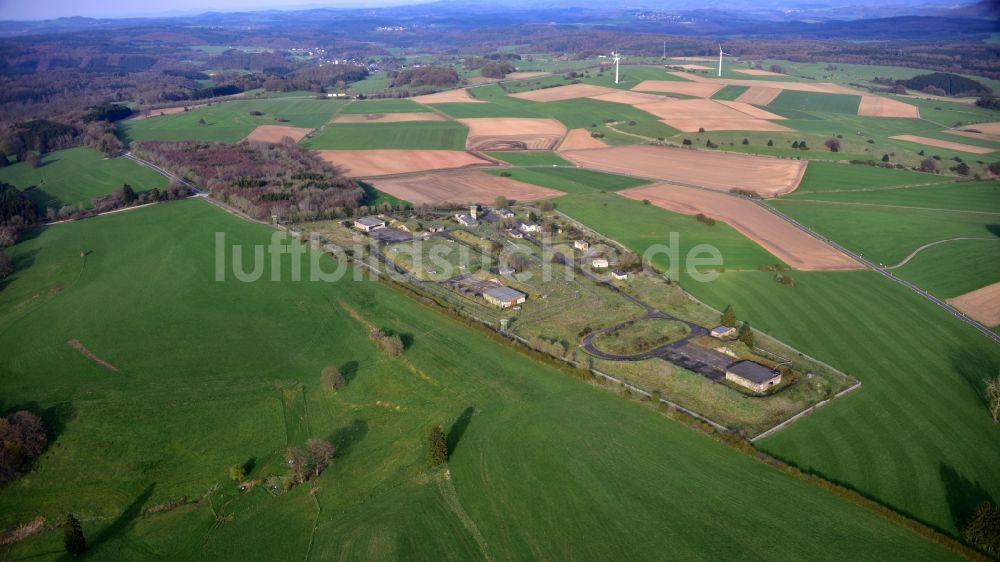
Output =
[
  {"x1": 558, "y1": 128, "x2": 609, "y2": 151},
  {"x1": 948, "y1": 282, "x2": 1000, "y2": 326},
  {"x1": 370, "y1": 171, "x2": 564, "y2": 205},
  {"x1": 734, "y1": 69, "x2": 784, "y2": 77},
  {"x1": 509, "y1": 83, "x2": 620, "y2": 102},
  {"x1": 332, "y1": 112, "x2": 444, "y2": 123},
  {"x1": 67, "y1": 339, "x2": 119, "y2": 372},
  {"x1": 619, "y1": 183, "x2": 863, "y2": 271},
  {"x1": 314, "y1": 150, "x2": 493, "y2": 177},
  {"x1": 632, "y1": 80, "x2": 722, "y2": 98},
  {"x1": 636, "y1": 99, "x2": 792, "y2": 132},
  {"x1": 459, "y1": 118, "x2": 567, "y2": 151},
  {"x1": 947, "y1": 122, "x2": 1000, "y2": 143},
  {"x1": 734, "y1": 86, "x2": 783, "y2": 106},
  {"x1": 889, "y1": 135, "x2": 996, "y2": 154},
  {"x1": 411, "y1": 89, "x2": 485, "y2": 104},
  {"x1": 561, "y1": 145, "x2": 807, "y2": 197},
  {"x1": 243, "y1": 125, "x2": 312, "y2": 143},
  {"x1": 858, "y1": 96, "x2": 920, "y2": 118}
]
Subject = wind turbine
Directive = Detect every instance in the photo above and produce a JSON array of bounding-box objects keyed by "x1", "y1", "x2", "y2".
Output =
[
  {"x1": 611, "y1": 51, "x2": 622, "y2": 84},
  {"x1": 717, "y1": 44, "x2": 730, "y2": 77}
]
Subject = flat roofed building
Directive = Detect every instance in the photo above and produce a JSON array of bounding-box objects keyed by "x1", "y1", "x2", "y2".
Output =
[
  {"x1": 483, "y1": 286, "x2": 526, "y2": 308},
  {"x1": 592, "y1": 258, "x2": 609, "y2": 268},
  {"x1": 725, "y1": 360, "x2": 781, "y2": 393},
  {"x1": 354, "y1": 216, "x2": 386, "y2": 232},
  {"x1": 710, "y1": 325, "x2": 737, "y2": 339}
]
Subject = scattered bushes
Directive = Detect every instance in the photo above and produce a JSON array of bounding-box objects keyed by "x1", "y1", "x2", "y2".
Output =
[
  {"x1": 695, "y1": 213, "x2": 716, "y2": 226},
  {"x1": 824, "y1": 138, "x2": 841, "y2": 152}
]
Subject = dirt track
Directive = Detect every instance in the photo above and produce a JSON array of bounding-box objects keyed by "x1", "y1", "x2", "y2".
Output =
[
  {"x1": 858, "y1": 96, "x2": 921, "y2": 118},
  {"x1": 411, "y1": 89, "x2": 485, "y2": 104},
  {"x1": 561, "y1": 145, "x2": 807, "y2": 197},
  {"x1": 332, "y1": 112, "x2": 445, "y2": 123},
  {"x1": 889, "y1": 135, "x2": 996, "y2": 154},
  {"x1": 948, "y1": 282, "x2": 1000, "y2": 326},
  {"x1": 558, "y1": 129, "x2": 609, "y2": 151},
  {"x1": 619, "y1": 183, "x2": 863, "y2": 271},
  {"x1": 314, "y1": 150, "x2": 492, "y2": 177},
  {"x1": 509, "y1": 83, "x2": 619, "y2": 102},
  {"x1": 243, "y1": 125, "x2": 312, "y2": 143},
  {"x1": 371, "y1": 171, "x2": 564, "y2": 205},
  {"x1": 459, "y1": 118, "x2": 567, "y2": 151}
]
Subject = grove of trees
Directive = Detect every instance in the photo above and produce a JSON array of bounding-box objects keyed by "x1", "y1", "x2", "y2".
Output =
[{"x1": 0, "y1": 410, "x2": 47, "y2": 486}]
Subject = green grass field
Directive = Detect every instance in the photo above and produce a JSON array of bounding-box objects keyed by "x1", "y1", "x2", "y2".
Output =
[
  {"x1": 120, "y1": 99, "x2": 346, "y2": 143},
  {"x1": 787, "y1": 180, "x2": 1000, "y2": 213},
  {"x1": 789, "y1": 161, "x2": 955, "y2": 193},
  {"x1": 711, "y1": 85, "x2": 750, "y2": 100},
  {"x1": 0, "y1": 200, "x2": 957, "y2": 560},
  {"x1": 0, "y1": 147, "x2": 168, "y2": 211},
  {"x1": 339, "y1": 99, "x2": 432, "y2": 114},
  {"x1": 302, "y1": 121, "x2": 468, "y2": 150},
  {"x1": 893, "y1": 238, "x2": 1000, "y2": 298},
  {"x1": 768, "y1": 91, "x2": 863, "y2": 114},
  {"x1": 771, "y1": 199, "x2": 997, "y2": 266}
]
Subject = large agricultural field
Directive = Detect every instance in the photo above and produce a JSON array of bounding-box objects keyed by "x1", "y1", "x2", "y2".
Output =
[{"x1": 0, "y1": 200, "x2": 960, "y2": 559}]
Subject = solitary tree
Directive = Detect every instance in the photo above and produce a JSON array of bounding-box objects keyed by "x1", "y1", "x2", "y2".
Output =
[
  {"x1": 767, "y1": 139, "x2": 774, "y2": 146},
  {"x1": 63, "y1": 514, "x2": 86, "y2": 556},
  {"x1": 881, "y1": 153, "x2": 890, "y2": 162},
  {"x1": 919, "y1": 158, "x2": 937, "y2": 173},
  {"x1": 427, "y1": 425, "x2": 448, "y2": 466},
  {"x1": 307, "y1": 438, "x2": 335, "y2": 478},
  {"x1": 738, "y1": 322, "x2": 755, "y2": 348},
  {"x1": 229, "y1": 464, "x2": 246, "y2": 482},
  {"x1": 321, "y1": 365, "x2": 346, "y2": 390},
  {"x1": 963, "y1": 501, "x2": 1000, "y2": 554},
  {"x1": 721, "y1": 305, "x2": 736, "y2": 327},
  {"x1": 824, "y1": 138, "x2": 841, "y2": 152},
  {"x1": 494, "y1": 195, "x2": 508, "y2": 209}
]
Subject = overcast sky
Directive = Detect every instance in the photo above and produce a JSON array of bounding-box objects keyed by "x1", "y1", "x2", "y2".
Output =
[{"x1": 0, "y1": 0, "x2": 427, "y2": 20}]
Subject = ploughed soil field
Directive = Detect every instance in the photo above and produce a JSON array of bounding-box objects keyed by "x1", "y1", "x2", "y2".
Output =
[
  {"x1": 560, "y1": 145, "x2": 808, "y2": 197},
  {"x1": 332, "y1": 112, "x2": 446, "y2": 123},
  {"x1": 314, "y1": 149, "x2": 493, "y2": 177},
  {"x1": 858, "y1": 96, "x2": 921, "y2": 118},
  {"x1": 734, "y1": 87, "x2": 783, "y2": 105},
  {"x1": 459, "y1": 117, "x2": 567, "y2": 151},
  {"x1": 508, "y1": 83, "x2": 621, "y2": 102},
  {"x1": 243, "y1": 125, "x2": 312, "y2": 143},
  {"x1": 947, "y1": 281, "x2": 1000, "y2": 326},
  {"x1": 618, "y1": 183, "x2": 864, "y2": 271},
  {"x1": 370, "y1": 170, "x2": 564, "y2": 205},
  {"x1": 946, "y1": 122, "x2": 1000, "y2": 142},
  {"x1": 558, "y1": 128, "x2": 609, "y2": 150}
]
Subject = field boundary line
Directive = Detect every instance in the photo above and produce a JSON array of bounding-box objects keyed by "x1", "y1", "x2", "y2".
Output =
[{"x1": 776, "y1": 197, "x2": 1000, "y2": 216}]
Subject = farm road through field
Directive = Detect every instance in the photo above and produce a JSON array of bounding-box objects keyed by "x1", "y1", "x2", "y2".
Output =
[{"x1": 886, "y1": 237, "x2": 999, "y2": 269}]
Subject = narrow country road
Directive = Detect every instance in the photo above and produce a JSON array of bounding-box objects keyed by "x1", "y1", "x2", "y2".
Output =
[{"x1": 885, "y1": 237, "x2": 998, "y2": 270}]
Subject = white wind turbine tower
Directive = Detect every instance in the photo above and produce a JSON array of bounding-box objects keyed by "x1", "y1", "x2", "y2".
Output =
[
  {"x1": 717, "y1": 44, "x2": 730, "y2": 77},
  {"x1": 611, "y1": 51, "x2": 622, "y2": 84}
]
